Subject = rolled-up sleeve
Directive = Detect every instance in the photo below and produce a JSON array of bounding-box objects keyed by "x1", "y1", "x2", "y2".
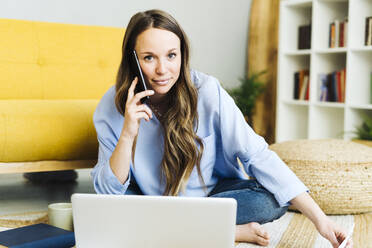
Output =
[
  {"x1": 91, "y1": 88, "x2": 131, "y2": 195},
  {"x1": 214, "y1": 77, "x2": 308, "y2": 206}
]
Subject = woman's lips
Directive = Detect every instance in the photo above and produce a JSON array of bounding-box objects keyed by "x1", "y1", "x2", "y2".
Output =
[{"x1": 153, "y1": 78, "x2": 171, "y2": 86}]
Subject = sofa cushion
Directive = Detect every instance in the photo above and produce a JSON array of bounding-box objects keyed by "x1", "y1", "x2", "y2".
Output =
[
  {"x1": 0, "y1": 100, "x2": 99, "y2": 162},
  {"x1": 0, "y1": 18, "x2": 124, "y2": 100},
  {"x1": 269, "y1": 139, "x2": 372, "y2": 214}
]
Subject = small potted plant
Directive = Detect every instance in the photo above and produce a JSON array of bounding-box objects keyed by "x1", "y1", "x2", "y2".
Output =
[
  {"x1": 353, "y1": 114, "x2": 372, "y2": 147},
  {"x1": 227, "y1": 71, "x2": 266, "y2": 127}
]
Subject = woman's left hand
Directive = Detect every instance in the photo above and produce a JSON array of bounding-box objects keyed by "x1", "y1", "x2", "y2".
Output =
[
  {"x1": 315, "y1": 216, "x2": 353, "y2": 248},
  {"x1": 291, "y1": 193, "x2": 354, "y2": 248}
]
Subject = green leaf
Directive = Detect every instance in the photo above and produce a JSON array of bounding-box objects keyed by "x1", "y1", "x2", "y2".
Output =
[
  {"x1": 354, "y1": 113, "x2": 372, "y2": 140},
  {"x1": 226, "y1": 71, "x2": 267, "y2": 120}
]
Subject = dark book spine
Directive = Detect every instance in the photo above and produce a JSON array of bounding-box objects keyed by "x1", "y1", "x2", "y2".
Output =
[
  {"x1": 369, "y1": 17, "x2": 372, "y2": 45},
  {"x1": 331, "y1": 72, "x2": 338, "y2": 102},
  {"x1": 309, "y1": 24, "x2": 312, "y2": 49},
  {"x1": 326, "y1": 73, "x2": 332, "y2": 101},
  {"x1": 294, "y1": 72, "x2": 300, "y2": 99},
  {"x1": 305, "y1": 24, "x2": 311, "y2": 49},
  {"x1": 366, "y1": 17, "x2": 370, "y2": 46},
  {"x1": 298, "y1": 25, "x2": 311, "y2": 50},
  {"x1": 298, "y1": 26, "x2": 304, "y2": 49}
]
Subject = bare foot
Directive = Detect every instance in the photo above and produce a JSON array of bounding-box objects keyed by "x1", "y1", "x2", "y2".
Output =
[{"x1": 235, "y1": 222, "x2": 270, "y2": 246}]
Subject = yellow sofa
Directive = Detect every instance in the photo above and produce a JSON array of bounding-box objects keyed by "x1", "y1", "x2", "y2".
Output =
[{"x1": 0, "y1": 18, "x2": 124, "y2": 173}]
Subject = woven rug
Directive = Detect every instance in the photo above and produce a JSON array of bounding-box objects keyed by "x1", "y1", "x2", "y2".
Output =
[
  {"x1": 236, "y1": 212, "x2": 372, "y2": 248},
  {"x1": 0, "y1": 211, "x2": 370, "y2": 247}
]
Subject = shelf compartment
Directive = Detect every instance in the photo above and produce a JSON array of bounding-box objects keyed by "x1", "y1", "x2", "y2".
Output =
[
  {"x1": 279, "y1": 54, "x2": 311, "y2": 101},
  {"x1": 347, "y1": 50, "x2": 372, "y2": 105},
  {"x1": 309, "y1": 105, "x2": 344, "y2": 139},
  {"x1": 349, "y1": 0, "x2": 372, "y2": 48},
  {"x1": 344, "y1": 107, "x2": 372, "y2": 140},
  {"x1": 279, "y1": 2, "x2": 313, "y2": 52},
  {"x1": 312, "y1": 52, "x2": 346, "y2": 73},
  {"x1": 312, "y1": 52, "x2": 346, "y2": 102},
  {"x1": 313, "y1": 0, "x2": 349, "y2": 50},
  {"x1": 276, "y1": 104, "x2": 309, "y2": 142}
]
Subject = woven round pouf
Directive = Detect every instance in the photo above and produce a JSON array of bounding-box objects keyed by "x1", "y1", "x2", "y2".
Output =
[{"x1": 269, "y1": 139, "x2": 372, "y2": 214}]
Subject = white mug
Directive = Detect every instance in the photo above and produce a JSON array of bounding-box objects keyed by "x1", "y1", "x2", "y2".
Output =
[{"x1": 48, "y1": 202, "x2": 73, "y2": 231}]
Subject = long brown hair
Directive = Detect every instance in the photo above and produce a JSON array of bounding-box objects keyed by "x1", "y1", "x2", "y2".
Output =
[{"x1": 114, "y1": 9, "x2": 205, "y2": 196}]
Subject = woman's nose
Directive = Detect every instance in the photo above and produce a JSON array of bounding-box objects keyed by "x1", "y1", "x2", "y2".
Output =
[{"x1": 155, "y1": 60, "x2": 166, "y2": 74}]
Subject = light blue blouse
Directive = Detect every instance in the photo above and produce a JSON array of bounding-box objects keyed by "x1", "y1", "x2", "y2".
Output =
[{"x1": 92, "y1": 70, "x2": 308, "y2": 207}]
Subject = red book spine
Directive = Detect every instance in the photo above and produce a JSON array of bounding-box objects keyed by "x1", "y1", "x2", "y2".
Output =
[
  {"x1": 337, "y1": 71, "x2": 342, "y2": 102},
  {"x1": 339, "y1": 22, "x2": 344, "y2": 47},
  {"x1": 305, "y1": 77, "x2": 310, "y2": 100},
  {"x1": 343, "y1": 68, "x2": 347, "y2": 101}
]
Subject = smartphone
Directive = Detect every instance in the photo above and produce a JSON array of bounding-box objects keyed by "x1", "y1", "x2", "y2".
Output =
[
  {"x1": 338, "y1": 223, "x2": 354, "y2": 248},
  {"x1": 132, "y1": 50, "x2": 149, "y2": 104}
]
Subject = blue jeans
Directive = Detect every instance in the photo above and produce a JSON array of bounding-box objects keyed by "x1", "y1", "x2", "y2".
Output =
[
  {"x1": 208, "y1": 178, "x2": 288, "y2": 225},
  {"x1": 126, "y1": 178, "x2": 288, "y2": 225}
]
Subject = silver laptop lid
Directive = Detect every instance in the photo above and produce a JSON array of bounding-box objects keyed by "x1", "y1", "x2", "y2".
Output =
[{"x1": 72, "y1": 193, "x2": 236, "y2": 248}]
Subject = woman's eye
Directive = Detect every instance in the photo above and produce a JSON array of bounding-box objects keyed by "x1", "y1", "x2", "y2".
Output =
[
  {"x1": 168, "y1": 53, "x2": 176, "y2": 59},
  {"x1": 144, "y1": 55, "x2": 153, "y2": 61}
]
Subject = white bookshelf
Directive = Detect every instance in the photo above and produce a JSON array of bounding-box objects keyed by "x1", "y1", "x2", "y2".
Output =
[{"x1": 276, "y1": 0, "x2": 372, "y2": 142}]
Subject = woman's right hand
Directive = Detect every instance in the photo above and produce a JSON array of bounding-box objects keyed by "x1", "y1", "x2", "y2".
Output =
[{"x1": 121, "y1": 77, "x2": 154, "y2": 140}]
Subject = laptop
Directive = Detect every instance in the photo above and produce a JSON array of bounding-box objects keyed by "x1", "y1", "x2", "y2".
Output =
[{"x1": 71, "y1": 193, "x2": 237, "y2": 248}]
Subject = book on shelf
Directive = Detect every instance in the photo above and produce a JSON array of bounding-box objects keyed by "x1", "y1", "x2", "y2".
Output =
[
  {"x1": 298, "y1": 24, "x2": 311, "y2": 50},
  {"x1": 340, "y1": 69, "x2": 345, "y2": 102},
  {"x1": 318, "y1": 74, "x2": 328, "y2": 101},
  {"x1": 318, "y1": 68, "x2": 346, "y2": 103},
  {"x1": 335, "y1": 20, "x2": 340, "y2": 48},
  {"x1": 344, "y1": 20, "x2": 348, "y2": 47},
  {"x1": 293, "y1": 69, "x2": 310, "y2": 100},
  {"x1": 299, "y1": 74, "x2": 309, "y2": 100},
  {"x1": 294, "y1": 72, "x2": 299, "y2": 99},
  {"x1": 327, "y1": 73, "x2": 336, "y2": 102},
  {"x1": 370, "y1": 17, "x2": 372, "y2": 46},
  {"x1": 369, "y1": 17, "x2": 372, "y2": 46},
  {"x1": 366, "y1": 16, "x2": 372, "y2": 46},
  {"x1": 329, "y1": 22, "x2": 335, "y2": 48},
  {"x1": 339, "y1": 21, "x2": 347, "y2": 47},
  {"x1": 329, "y1": 18, "x2": 348, "y2": 48},
  {"x1": 0, "y1": 223, "x2": 75, "y2": 248}
]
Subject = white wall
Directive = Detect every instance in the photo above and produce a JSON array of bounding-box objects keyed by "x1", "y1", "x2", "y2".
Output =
[{"x1": 0, "y1": 0, "x2": 251, "y2": 88}]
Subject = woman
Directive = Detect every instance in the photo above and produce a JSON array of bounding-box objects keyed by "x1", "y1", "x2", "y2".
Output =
[{"x1": 92, "y1": 9, "x2": 352, "y2": 247}]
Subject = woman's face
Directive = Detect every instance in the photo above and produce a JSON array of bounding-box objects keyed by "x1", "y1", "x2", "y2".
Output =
[{"x1": 135, "y1": 28, "x2": 182, "y2": 102}]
